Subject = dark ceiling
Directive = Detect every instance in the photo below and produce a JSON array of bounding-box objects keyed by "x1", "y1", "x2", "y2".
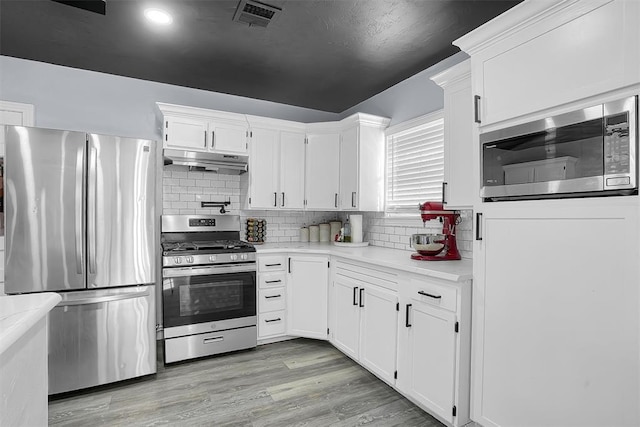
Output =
[{"x1": 0, "y1": 0, "x2": 521, "y2": 113}]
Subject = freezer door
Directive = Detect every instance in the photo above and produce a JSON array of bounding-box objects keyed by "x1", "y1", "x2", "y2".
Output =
[
  {"x1": 4, "y1": 126, "x2": 87, "y2": 293},
  {"x1": 47, "y1": 286, "x2": 156, "y2": 395},
  {"x1": 87, "y1": 134, "x2": 156, "y2": 288}
]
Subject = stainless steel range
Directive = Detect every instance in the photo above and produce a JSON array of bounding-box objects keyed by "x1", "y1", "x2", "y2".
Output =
[{"x1": 161, "y1": 214, "x2": 257, "y2": 364}]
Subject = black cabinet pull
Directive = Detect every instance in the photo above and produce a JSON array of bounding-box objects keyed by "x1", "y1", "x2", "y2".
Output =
[
  {"x1": 418, "y1": 291, "x2": 441, "y2": 299},
  {"x1": 265, "y1": 294, "x2": 281, "y2": 299},
  {"x1": 405, "y1": 304, "x2": 412, "y2": 327},
  {"x1": 359, "y1": 288, "x2": 364, "y2": 307},
  {"x1": 352, "y1": 287, "x2": 358, "y2": 306},
  {"x1": 476, "y1": 212, "x2": 483, "y2": 241},
  {"x1": 273, "y1": 192, "x2": 277, "y2": 207},
  {"x1": 288, "y1": 257, "x2": 291, "y2": 273},
  {"x1": 265, "y1": 279, "x2": 281, "y2": 284},
  {"x1": 204, "y1": 130, "x2": 207, "y2": 148},
  {"x1": 334, "y1": 193, "x2": 338, "y2": 208},
  {"x1": 265, "y1": 318, "x2": 281, "y2": 323},
  {"x1": 281, "y1": 192, "x2": 285, "y2": 207},
  {"x1": 351, "y1": 191, "x2": 356, "y2": 208},
  {"x1": 265, "y1": 263, "x2": 281, "y2": 267},
  {"x1": 474, "y1": 95, "x2": 482, "y2": 124},
  {"x1": 442, "y1": 182, "x2": 447, "y2": 205}
]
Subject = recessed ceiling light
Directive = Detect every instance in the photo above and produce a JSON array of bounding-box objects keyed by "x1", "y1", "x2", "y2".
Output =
[{"x1": 144, "y1": 8, "x2": 173, "y2": 25}]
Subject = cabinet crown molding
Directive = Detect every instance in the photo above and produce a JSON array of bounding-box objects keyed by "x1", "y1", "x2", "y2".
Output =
[
  {"x1": 430, "y1": 59, "x2": 471, "y2": 88},
  {"x1": 156, "y1": 102, "x2": 249, "y2": 124},
  {"x1": 453, "y1": 0, "x2": 612, "y2": 55}
]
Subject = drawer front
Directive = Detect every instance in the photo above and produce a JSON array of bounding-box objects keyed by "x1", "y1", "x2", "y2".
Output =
[
  {"x1": 259, "y1": 287, "x2": 286, "y2": 313},
  {"x1": 334, "y1": 260, "x2": 398, "y2": 291},
  {"x1": 408, "y1": 278, "x2": 457, "y2": 312},
  {"x1": 258, "y1": 255, "x2": 287, "y2": 272},
  {"x1": 258, "y1": 310, "x2": 286, "y2": 338},
  {"x1": 259, "y1": 271, "x2": 286, "y2": 289}
]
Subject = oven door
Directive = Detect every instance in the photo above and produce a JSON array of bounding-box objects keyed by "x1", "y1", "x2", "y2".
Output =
[{"x1": 162, "y1": 263, "x2": 256, "y2": 338}]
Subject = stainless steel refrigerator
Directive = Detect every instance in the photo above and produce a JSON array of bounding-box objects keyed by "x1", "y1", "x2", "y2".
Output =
[{"x1": 4, "y1": 126, "x2": 157, "y2": 394}]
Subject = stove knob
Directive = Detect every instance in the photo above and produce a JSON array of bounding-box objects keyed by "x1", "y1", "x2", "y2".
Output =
[
  {"x1": 230, "y1": 254, "x2": 238, "y2": 261},
  {"x1": 174, "y1": 257, "x2": 182, "y2": 264},
  {"x1": 186, "y1": 256, "x2": 194, "y2": 264},
  {"x1": 209, "y1": 255, "x2": 217, "y2": 262},
  {"x1": 240, "y1": 253, "x2": 248, "y2": 260}
]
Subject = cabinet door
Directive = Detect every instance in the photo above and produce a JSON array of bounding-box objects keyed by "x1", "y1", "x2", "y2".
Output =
[
  {"x1": 359, "y1": 284, "x2": 398, "y2": 384},
  {"x1": 330, "y1": 274, "x2": 361, "y2": 360},
  {"x1": 473, "y1": 201, "x2": 640, "y2": 427},
  {"x1": 305, "y1": 134, "x2": 340, "y2": 210},
  {"x1": 406, "y1": 301, "x2": 457, "y2": 424},
  {"x1": 279, "y1": 131, "x2": 306, "y2": 210},
  {"x1": 287, "y1": 255, "x2": 328, "y2": 339},
  {"x1": 476, "y1": 1, "x2": 639, "y2": 126},
  {"x1": 249, "y1": 128, "x2": 279, "y2": 209},
  {"x1": 443, "y1": 73, "x2": 475, "y2": 208},
  {"x1": 209, "y1": 122, "x2": 248, "y2": 154},
  {"x1": 165, "y1": 116, "x2": 208, "y2": 151},
  {"x1": 339, "y1": 126, "x2": 358, "y2": 210}
]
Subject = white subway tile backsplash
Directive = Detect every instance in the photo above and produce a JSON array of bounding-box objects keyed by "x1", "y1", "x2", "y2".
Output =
[{"x1": 161, "y1": 166, "x2": 473, "y2": 259}]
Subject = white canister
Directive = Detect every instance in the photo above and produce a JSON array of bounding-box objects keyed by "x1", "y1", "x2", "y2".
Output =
[
  {"x1": 309, "y1": 225, "x2": 320, "y2": 242},
  {"x1": 350, "y1": 214, "x2": 363, "y2": 243},
  {"x1": 319, "y1": 223, "x2": 331, "y2": 242},
  {"x1": 300, "y1": 227, "x2": 309, "y2": 242},
  {"x1": 329, "y1": 221, "x2": 342, "y2": 242}
]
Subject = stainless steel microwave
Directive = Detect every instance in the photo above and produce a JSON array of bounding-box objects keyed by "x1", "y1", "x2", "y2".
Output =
[{"x1": 481, "y1": 96, "x2": 638, "y2": 201}]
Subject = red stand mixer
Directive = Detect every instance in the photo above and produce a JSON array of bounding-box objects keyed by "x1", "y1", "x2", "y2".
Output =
[{"x1": 410, "y1": 201, "x2": 461, "y2": 261}]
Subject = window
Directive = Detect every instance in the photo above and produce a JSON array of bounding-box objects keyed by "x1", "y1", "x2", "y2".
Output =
[{"x1": 385, "y1": 111, "x2": 444, "y2": 216}]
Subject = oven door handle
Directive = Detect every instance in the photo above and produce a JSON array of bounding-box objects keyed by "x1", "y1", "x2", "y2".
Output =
[{"x1": 163, "y1": 263, "x2": 256, "y2": 277}]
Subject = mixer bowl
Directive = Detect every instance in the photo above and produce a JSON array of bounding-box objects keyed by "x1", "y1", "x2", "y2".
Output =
[{"x1": 410, "y1": 233, "x2": 446, "y2": 256}]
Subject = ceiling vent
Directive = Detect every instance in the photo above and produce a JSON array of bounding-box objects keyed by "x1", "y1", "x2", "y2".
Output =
[{"x1": 233, "y1": 0, "x2": 281, "y2": 28}]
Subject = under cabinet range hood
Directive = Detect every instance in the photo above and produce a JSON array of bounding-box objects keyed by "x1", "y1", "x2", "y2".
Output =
[{"x1": 164, "y1": 149, "x2": 248, "y2": 175}]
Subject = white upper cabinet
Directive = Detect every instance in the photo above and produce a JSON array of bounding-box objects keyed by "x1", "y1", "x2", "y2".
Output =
[
  {"x1": 279, "y1": 131, "x2": 306, "y2": 210},
  {"x1": 431, "y1": 59, "x2": 476, "y2": 208},
  {"x1": 157, "y1": 103, "x2": 249, "y2": 155},
  {"x1": 249, "y1": 127, "x2": 279, "y2": 209},
  {"x1": 209, "y1": 121, "x2": 248, "y2": 154},
  {"x1": 305, "y1": 132, "x2": 341, "y2": 210},
  {"x1": 249, "y1": 124, "x2": 306, "y2": 210},
  {"x1": 455, "y1": 0, "x2": 640, "y2": 128},
  {"x1": 339, "y1": 126, "x2": 359, "y2": 210},
  {"x1": 339, "y1": 115, "x2": 390, "y2": 211},
  {"x1": 164, "y1": 116, "x2": 209, "y2": 151}
]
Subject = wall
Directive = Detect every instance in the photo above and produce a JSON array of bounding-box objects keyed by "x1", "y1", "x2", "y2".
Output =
[
  {"x1": 340, "y1": 51, "x2": 468, "y2": 126},
  {"x1": 0, "y1": 56, "x2": 340, "y2": 141},
  {"x1": 3, "y1": 54, "x2": 474, "y2": 260}
]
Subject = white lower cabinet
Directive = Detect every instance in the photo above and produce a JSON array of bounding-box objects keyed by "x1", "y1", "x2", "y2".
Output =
[
  {"x1": 258, "y1": 252, "x2": 471, "y2": 426},
  {"x1": 472, "y1": 199, "x2": 640, "y2": 427},
  {"x1": 397, "y1": 275, "x2": 471, "y2": 427},
  {"x1": 287, "y1": 255, "x2": 329, "y2": 339},
  {"x1": 331, "y1": 260, "x2": 399, "y2": 385},
  {"x1": 257, "y1": 254, "x2": 288, "y2": 341}
]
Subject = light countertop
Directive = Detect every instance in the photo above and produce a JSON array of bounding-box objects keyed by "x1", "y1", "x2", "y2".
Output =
[
  {"x1": 255, "y1": 242, "x2": 473, "y2": 282},
  {"x1": 0, "y1": 292, "x2": 61, "y2": 355}
]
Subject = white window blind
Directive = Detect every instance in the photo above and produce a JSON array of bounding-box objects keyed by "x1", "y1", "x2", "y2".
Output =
[{"x1": 386, "y1": 113, "x2": 444, "y2": 215}]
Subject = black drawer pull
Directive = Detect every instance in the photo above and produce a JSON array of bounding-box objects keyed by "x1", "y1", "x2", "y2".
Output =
[
  {"x1": 265, "y1": 318, "x2": 281, "y2": 323},
  {"x1": 265, "y1": 294, "x2": 281, "y2": 299},
  {"x1": 265, "y1": 280, "x2": 282, "y2": 284},
  {"x1": 418, "y1": 291, "x2": 441, "y2": 299},
  {"x1": 265, "y1": 263, "x2": 281, "y2": 267}
]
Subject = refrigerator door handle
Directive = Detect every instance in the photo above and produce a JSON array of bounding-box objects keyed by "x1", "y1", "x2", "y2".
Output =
[
  {"x1": 88, "y1": 147, "x2": 98, "y2": 275},
  {"x1": 57, "y1": 290, "x2": 151, "y2": 307},
  {"x1": 75, "y1": 147, "x2": 85, "y2": 274}
]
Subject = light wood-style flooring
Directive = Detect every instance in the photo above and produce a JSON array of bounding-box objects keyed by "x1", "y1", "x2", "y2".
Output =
[{"x1": 49, "y1": 338, "x2": 444, "y2": 426}]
